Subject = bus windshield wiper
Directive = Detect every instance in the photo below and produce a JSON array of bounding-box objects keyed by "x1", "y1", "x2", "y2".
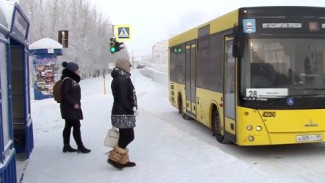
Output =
[
  {"x1": 287, "y1": 94, "x2": 325, "y2": 98},
  {"x1": 292, "y1": 87, "x2": 325, "y2": 90}
]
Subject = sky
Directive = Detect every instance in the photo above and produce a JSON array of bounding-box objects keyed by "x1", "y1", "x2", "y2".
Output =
[
  {"x1": 17, "y1": 66, "x2": 325, "y2": 183},
  {"x1": 92, "y1": 0, "x2": 325, "y2": 56}
]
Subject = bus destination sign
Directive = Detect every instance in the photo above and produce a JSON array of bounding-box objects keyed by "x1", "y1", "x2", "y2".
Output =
[{"x1": 243, "y1": 18, "x2": 325, "y2": 35}]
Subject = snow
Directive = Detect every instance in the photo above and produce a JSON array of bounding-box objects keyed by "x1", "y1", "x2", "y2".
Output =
[
  {"x1": 16, "y1": 67, "x2": 325, "y2": 183},
  {"x1": 29, "y1": 38, "x2": 63, "y2": 50},
  {"x1": 0, "y1": 0, "x2": 15, "y2": 30}
]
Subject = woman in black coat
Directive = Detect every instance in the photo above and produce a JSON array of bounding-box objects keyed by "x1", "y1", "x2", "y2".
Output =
[
  {"x1": 108, "y1": 58, "x2": 137, "y2": 169},
  {"x1": 60, "y1": 61, "x2": 90, "y2": 153}
]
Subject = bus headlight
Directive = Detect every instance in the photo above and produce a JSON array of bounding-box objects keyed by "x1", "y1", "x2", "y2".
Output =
[
  {"x1": 248, "y1": 136, "x2": 255, "y2": 142},
  {"x1": 247, "y1": 125, "x2": 253, "y2": 131},
  {"x1": 256, "y1": 126, "x2": 262, "y2": 131}
]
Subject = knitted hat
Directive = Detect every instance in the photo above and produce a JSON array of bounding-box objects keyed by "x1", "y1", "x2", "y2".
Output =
[{"x1": 62, "y1": 61, "x2": 79, "y2": 72}]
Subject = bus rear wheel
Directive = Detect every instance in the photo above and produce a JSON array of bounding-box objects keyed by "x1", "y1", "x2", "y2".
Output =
[{"x1": 212, "y1": 108, "x2": 229, "y2": 144}]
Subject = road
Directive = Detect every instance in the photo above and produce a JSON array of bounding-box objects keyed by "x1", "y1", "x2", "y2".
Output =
[{"x1": 141, "y1": 66, "x2": 325, "y2": 183}]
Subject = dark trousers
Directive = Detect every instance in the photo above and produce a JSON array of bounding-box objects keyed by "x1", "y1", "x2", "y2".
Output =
[
  {"x1": 118, "y1": 128, "x2": 134, "y2": 149},
  {"x1": 63, "y1": 119, "x2": 83, "y2": 148}
]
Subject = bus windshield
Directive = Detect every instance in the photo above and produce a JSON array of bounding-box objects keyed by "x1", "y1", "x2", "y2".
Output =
[{"x1": 240, "y1": 38, "x2": 325, "y2": 99}]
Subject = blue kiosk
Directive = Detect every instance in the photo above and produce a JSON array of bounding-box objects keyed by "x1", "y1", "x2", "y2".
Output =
[{"x1": 0, "y1": 1, "x2": 34, "y2": 183}]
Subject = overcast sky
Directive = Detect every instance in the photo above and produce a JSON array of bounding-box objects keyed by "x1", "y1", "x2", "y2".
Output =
[{"x1": 93, "y1": 0, "x2": 325, "y2": 56}]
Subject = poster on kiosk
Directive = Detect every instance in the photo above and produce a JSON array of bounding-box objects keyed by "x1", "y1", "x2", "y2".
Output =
[{"x1": 29, "y1": 38, "x2": 62, "y2": 100}]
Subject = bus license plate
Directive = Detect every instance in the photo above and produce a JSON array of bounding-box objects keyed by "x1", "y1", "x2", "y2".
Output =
[{"x1": 296, "y1": 134, "x2": 322, "y2": 142}]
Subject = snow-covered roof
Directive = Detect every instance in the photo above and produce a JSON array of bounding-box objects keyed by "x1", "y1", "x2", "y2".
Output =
[
  {"x1": 29, "y1": 38, "x2": 63, "y2": 50},
  {"x1": 29, "y1": 38, "x2": 63, "y2": 55},
  {"x1": 0, "y1": 0, "x2": 15, "y2": 31}
]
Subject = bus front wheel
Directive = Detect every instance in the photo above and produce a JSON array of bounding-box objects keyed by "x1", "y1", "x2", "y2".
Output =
[
  {"x1": 178, "y1": 97, "x2": 191, "y2": 120},
  {"x1": 212, "y1": 108, "x2": 229, "y2": 144}
]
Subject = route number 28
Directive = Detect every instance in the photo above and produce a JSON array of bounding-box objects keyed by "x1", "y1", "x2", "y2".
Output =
[{"x1": 248, "y1": 90, "x2": 258, "y2": 98}]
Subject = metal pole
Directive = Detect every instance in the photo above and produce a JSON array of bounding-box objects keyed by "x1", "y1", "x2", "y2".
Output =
[{"x1": 103, "y1": 70, "x2": 106, "y2": 95}]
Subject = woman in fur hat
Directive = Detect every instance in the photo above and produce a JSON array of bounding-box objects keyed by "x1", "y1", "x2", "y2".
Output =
[{"x1": 108, "y1": 58, "x2": 137, "y2": 169}]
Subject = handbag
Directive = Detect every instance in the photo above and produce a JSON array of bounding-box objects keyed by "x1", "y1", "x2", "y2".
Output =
[{"x1": 103, "y1": 127, "x2": 119, "y2": 147}]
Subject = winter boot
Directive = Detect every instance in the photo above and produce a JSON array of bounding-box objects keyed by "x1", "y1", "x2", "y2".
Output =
[
  {"x1": 77, "y1": 146, "x2": 91, "y2": 153},
  {"x1": 108, "y1": 146, "x2": 124, "y2": 169},
  {"x1": 63, "y1": 145, "x2": 77, "y2": 153},
  {"x1": 108, "y1": 146, "x2": 136, "y2": 169},
  {"x1": 119, "y1": 148, "x2": 136, "y2": 167},
  {"x1": 107, "y1": 159, "x2": 124, "y2": 170}
]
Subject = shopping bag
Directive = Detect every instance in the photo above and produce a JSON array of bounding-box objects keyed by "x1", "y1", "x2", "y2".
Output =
[{"x1": 103, "y1": 127, "x2": 119, "y2": 147}]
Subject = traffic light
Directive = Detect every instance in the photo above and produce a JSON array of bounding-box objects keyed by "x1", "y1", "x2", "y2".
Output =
[
  {"x1": 109, "y1": 37, "x2": 124, "y2": 54},
  {"x1": 110, "y1": 37, "x2": 116, "y2": 53},
  {"x1": 58, "y1": 30, "x2": 69, "y2": 48},
  {"x1": 115, "y1": 42, "x2": 124, "y2": 52}
]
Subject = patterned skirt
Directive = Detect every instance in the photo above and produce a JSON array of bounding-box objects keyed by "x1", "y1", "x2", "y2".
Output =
[{"x1": 111, "y1": 115, "x2": 136, "y2": 128}]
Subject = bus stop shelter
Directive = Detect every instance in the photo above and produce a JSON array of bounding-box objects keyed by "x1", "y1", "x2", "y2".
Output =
[{"x1": 0, "y1": 1, "x2": 33, "y2": 183}]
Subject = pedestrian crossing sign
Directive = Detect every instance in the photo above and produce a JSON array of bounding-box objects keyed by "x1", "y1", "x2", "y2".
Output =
[{"x1": 115, "y1": 25, "x2": 132, "y2": 41}]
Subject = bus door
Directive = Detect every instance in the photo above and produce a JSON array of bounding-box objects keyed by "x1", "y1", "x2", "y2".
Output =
[
  {"x1": 185, "y1": 44, "x2": 197, "y2": 117},
  {"x1": 223, "y1": 37, "x2": 236, "y2": 139}
]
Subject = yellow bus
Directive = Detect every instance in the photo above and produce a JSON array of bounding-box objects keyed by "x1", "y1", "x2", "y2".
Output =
[{"x1": 168, "y1": 6, "x2": 325, "y2": 145}]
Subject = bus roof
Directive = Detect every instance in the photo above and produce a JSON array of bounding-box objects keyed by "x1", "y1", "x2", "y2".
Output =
[
  {"x1": 169, "y1": 6, "x2": 325, "y2": 47},
  {"x1": 169, "y1": 9, "x2": 239, "y2": 47}
]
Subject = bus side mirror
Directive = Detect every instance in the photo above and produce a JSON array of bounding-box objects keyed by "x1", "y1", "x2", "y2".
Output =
[{"x1": 232, "y1": 25, "x2": 245, "y2": 58}]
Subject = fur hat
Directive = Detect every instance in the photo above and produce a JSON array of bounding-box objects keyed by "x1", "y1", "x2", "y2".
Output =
[
  {"x1": 62, "y1": 61, "x2": 79, "y2": 72},
  {"x1": 115, "y1": 58, "x2": 131, "y2": 71}
]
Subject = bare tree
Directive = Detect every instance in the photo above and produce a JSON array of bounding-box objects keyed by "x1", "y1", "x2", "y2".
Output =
[{"x1": 21, "y1": 0, "x2": 130, "y2": 78}]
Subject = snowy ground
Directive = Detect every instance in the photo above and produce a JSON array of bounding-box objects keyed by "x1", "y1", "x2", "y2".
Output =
[{"x1": 17, "y1": 68, "x2": 325, "y2": 183}]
